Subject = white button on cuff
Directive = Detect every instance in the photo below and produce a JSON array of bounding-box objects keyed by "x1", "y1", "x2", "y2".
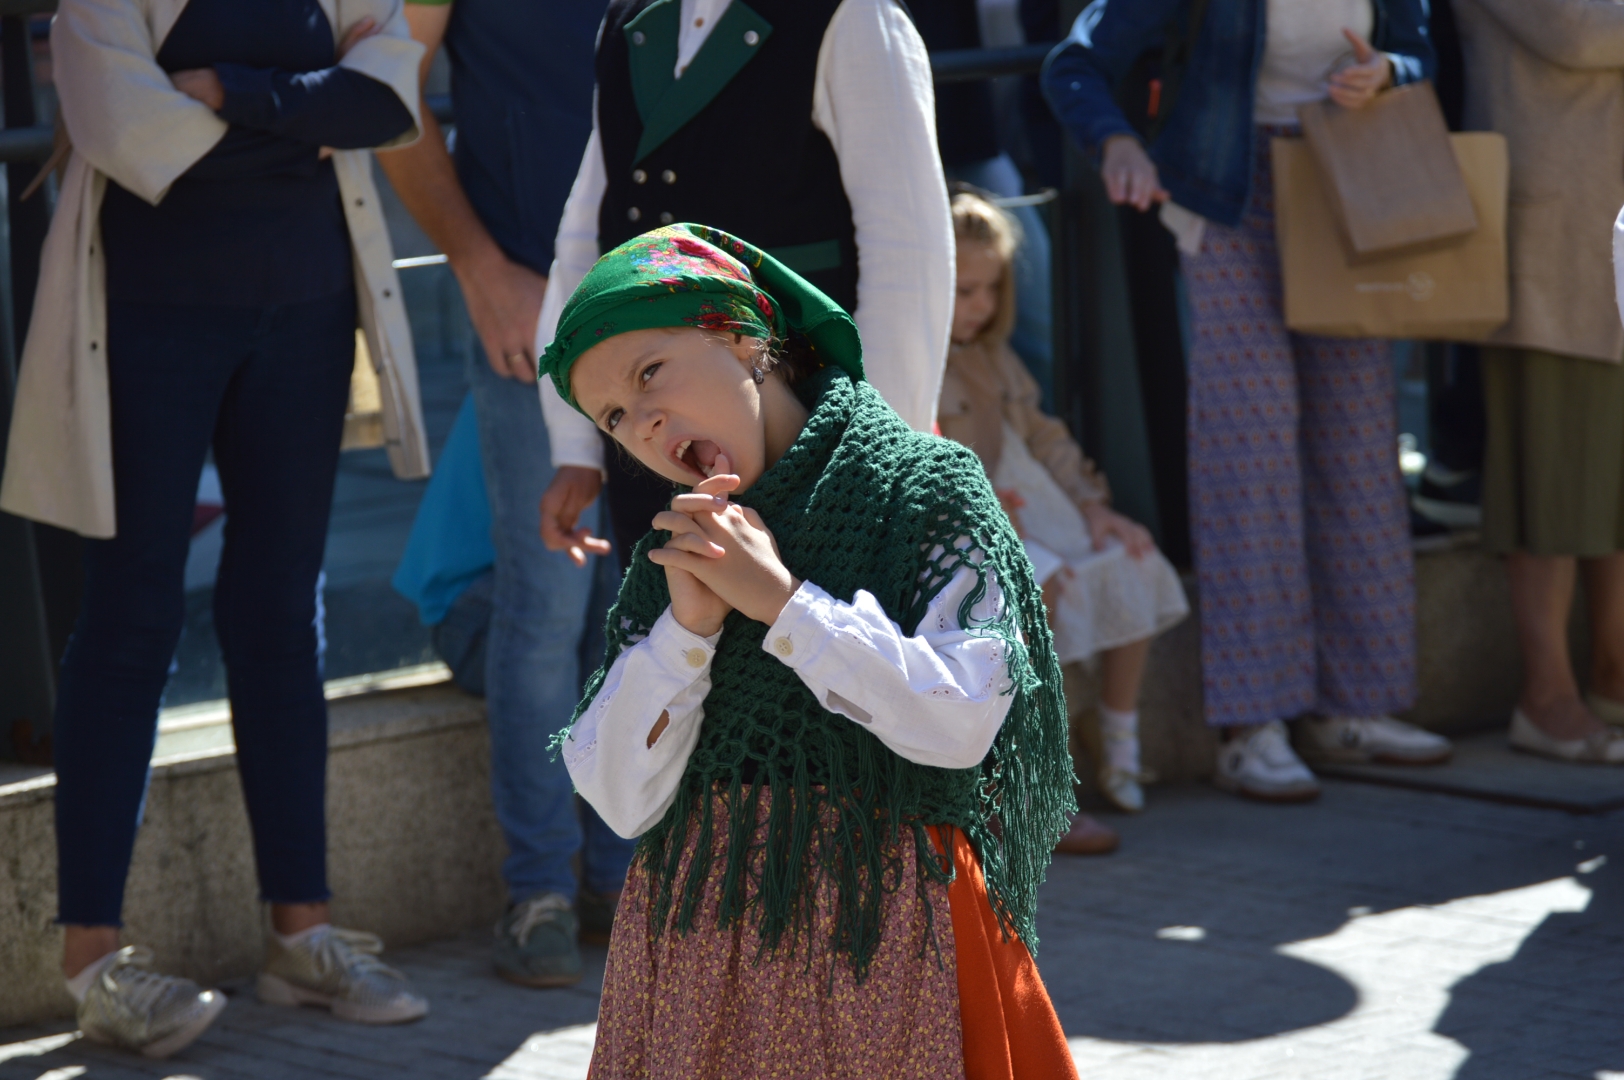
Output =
[
  {"x1": 772, "y1": 636, "x2": 793, "y2": 657},
  {"x1": 684, "y1": 648, "x2": 707, "y2": 669}
]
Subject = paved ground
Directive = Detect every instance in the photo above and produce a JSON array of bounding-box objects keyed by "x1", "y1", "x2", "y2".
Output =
[{"x1": 2, "y1": 779, "x2": 1619, "y2": 1080}]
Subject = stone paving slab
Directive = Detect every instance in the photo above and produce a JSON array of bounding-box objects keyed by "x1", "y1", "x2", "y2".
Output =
[
  {"x1": 2, "y1": 780, "x2": 1619, "y2": 1080},
  {"x1": 1313, "y1": 731, "x2": 1624, "y2": 814}
]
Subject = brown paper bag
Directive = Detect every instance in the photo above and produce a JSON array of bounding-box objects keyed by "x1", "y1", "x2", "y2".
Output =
[
  {"x1": 1273, "y1": 132, "x2": 1508, "y2": 340},
  {"x1": 1297, "y1": 82, "x2": 1478, "y2": 259}
]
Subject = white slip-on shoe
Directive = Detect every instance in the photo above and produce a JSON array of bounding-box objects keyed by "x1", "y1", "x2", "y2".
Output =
[
  {"x1": 1584, "y1": 692, "x2": 1624, "y2": 728},
  {"x1": 1509, "y1": 709, "x2": 1624, "y2": 765},
  {"x1": 1295, "y1": 715, "x2": 1453, "y2": 766},
  {"x1": 1213, "y1": 721, "x2": 1321, "y2": 802}
]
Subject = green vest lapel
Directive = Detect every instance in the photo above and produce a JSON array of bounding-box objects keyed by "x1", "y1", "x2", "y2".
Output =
[
  {"x1": 633, "y1": 0, "x2": 774, "y2": 164},
  {"x1": 624, "y1": 0, "x2": 680, "y2": 126}
]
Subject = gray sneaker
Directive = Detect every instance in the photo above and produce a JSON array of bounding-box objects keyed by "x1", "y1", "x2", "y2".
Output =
[
  {"x1": 78, "y1": 946, "x2": 226, "y2": 1059},
  {"x1": 257, "y1": 927, "x2": 428, "y2": 1024},
  {"x1": 495, "y1": 893, "x2": 584, "y2": 987}
]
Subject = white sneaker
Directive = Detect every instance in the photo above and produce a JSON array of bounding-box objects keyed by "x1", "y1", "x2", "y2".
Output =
[
  {"x1": 77, "y1": 946, "x2": 226, "y2": 1059},
  {"x1": 1099, "y1": 765, "x2": 1147, "y2": 813},
  {"x1": 258, "y1": 927, "x2": 428, "y2": 1025},
  {"x1": 1295, "y1": 715, "x2": 1452, "y2": 766},
  {"x1": 1213, "y1": 721, "x2": 1321, "y2": 802}
]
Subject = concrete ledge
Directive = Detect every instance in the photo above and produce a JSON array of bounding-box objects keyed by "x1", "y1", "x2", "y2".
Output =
[
  {"x1": 1069, "y1": 544, "x2": 1527, "y2": 793},
  {"x1": 0, "y1": 684, "x2": 504, "y2": 1029}
]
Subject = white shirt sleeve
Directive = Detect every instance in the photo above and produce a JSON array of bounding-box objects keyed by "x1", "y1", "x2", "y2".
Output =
[
  {"x1": 564, "y1": 563, "x2": 1015, "y2": 840},
  {"x1": 536, "y1": 121, "x2": 610, "y2": 473},
  {"x1": 812, "y1": 0, "x2": 954, "y2": 433},
  {"x1": 562, "y1": 608, "x2": 722, "y2": 839}
]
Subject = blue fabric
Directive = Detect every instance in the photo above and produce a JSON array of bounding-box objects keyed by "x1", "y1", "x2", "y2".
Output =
[
  {"x1": 463, "y1": 345, "x2": 637, "y2": 903},
  {"x1": 53, "y1": 292, "x2": 356, "y2": 925},
  {"x1": 1039, "y1": 0, "x2": 1435, "y2": 227},
  {"x1": 440, "y1": 0, "x2": 602, "y2": 272},
  {"x1": 99, "y1": 0, "x2": 412, "y2": 307},
  {"x1": 392, "y1": 393, "x2": 494, "y2": 627}
]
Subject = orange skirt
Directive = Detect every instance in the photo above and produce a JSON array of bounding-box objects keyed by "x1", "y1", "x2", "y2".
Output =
[
  {"x1": 936, "y1": 826, "x2": 1079, "y2": 1080},
  {"x1": 589, "y1": 798, "x2": 1076, "y2": 1080}
]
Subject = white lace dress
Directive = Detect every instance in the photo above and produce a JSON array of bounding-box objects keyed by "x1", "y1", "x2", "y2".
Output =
[{"x1": 993, "y1": 422, "x2": 1189, "y2": 664}]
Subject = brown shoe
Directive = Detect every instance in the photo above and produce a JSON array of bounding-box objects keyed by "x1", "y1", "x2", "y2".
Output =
[{"x1": 1054, "y1": 812, "x2": 1120, "y2": 856}]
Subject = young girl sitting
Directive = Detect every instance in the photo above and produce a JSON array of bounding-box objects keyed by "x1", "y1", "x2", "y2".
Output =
[
  {"x1": 544, "y1": 224, "x2": 1080, "y2": 1080},
  {"x1": 939, "y1": 190, "x2": 1189, "y2": 816}
]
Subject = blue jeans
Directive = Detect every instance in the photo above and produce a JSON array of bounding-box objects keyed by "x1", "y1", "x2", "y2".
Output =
[
  {"x1": 464, "y1": 347, "x2": 636, "y2": 903},
  {"x1": 54, "y1": 293, "x2": 355, "y2": 925},
  {"x1": 947, "y1": 154, "x2": 1056, "y2": 409}
]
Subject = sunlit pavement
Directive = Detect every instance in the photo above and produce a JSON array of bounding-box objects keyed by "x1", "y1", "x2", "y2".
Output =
[{"x1": 2, "y1": 781, "x2": 1619, "y2": 1079}]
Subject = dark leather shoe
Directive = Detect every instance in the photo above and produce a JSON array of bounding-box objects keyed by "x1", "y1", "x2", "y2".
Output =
[
  {"x1": 576, "y1": 887, "x2": 620, "y2": 946},
  {"x1": 1054, "y1": 812, "x2": 1120, "y2": 856}
]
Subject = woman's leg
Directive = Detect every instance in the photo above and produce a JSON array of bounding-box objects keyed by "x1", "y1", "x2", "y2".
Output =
[
  {"x1": 1584, "y1": 554, "x2": 1624, "y2": 702},
  {"x1": 210, "y1": 294, "x2": 355, "y2": 917},
  {"x1": 1293, "y1": 332, "x2": 1418, "y2": 717},
  {"x1": 1180, "y1": 172, "x2": 1315, "y2": 729},
  {"x1": 55, "y1": 303, "x2": 237, "y2": 973},
  {"x1": 1506, "y1": 553, "x2": 1604, "y2": 740}
]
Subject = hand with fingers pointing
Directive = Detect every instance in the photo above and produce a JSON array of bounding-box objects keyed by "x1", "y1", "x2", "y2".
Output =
[
  {"x1": 648, "y1": 453, "x2": 801, "y2": 634},
  {"x1": 1329, "y1": 29, "x2": 1393, "y2": 109}
]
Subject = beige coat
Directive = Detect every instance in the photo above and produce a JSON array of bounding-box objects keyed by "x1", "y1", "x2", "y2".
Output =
[
  {"x1": 1455, "y1": 0, "x2": 1624, "y2": 363},
  {"x1": 937, "y1": 339, "x2": 1110, "y2": 508},
  {"x1": 0, "y1": 0, "x2": 427, "y2": 539}
]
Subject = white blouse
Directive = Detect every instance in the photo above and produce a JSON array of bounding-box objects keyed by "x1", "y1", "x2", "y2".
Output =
[
  {"x1": 535, "y1": 0, "x2": 954, "y2": 473},
  {"x1": 563, "y1": 563, "x2": 1015, "y2": 839}
]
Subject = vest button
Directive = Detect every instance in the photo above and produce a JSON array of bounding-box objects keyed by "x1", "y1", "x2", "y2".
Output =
[
  {"x1": 773, "y1": 636, "x2": 793, "y2": 657},
  {"x1": 661, "y1": 169, "x2": 676, "y2": 184},
  {"x1": 632, "y1": 30, "x2": 646, "y2": 45},
  {"x1": 627, "y1": 207, "x2": 642, "y2": 222},
  {"x1": 632, "y1": 169, "x2": 647, "y2": 184},
  {"x1": 744, "y1": 29, "x2": 760, "y2": 45},
  {"x1": 658, "y1": 212, "x2": 674, "y2": 225}
]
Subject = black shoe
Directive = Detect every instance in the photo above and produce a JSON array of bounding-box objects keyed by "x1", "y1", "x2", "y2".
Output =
[{"x1": 577, "y1": 887, "x2": 619, "y2": 946}]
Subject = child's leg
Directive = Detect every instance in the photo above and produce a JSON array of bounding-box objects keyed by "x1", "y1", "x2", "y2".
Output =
[{"x1": 1099, "y1": 638, "x2": 1151, "y2": 713}]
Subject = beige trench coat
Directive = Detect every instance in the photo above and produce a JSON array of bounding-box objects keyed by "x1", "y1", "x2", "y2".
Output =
[
  {"x1": 0, "y1": 0, "x2": 427, "y2": 539},
  {"x1": 1455, "y1": 0, "x2": 1624, "y2": 363}
]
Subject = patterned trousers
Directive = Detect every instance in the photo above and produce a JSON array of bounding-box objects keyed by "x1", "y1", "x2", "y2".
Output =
[{"x1": 1180, "y1": 128, "x2": 1417, "y2": 728}]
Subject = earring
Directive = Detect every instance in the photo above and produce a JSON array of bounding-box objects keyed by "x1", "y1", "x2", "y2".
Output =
[{"x1": 750, "y1": 364, "x2": 766, "y2": 385}]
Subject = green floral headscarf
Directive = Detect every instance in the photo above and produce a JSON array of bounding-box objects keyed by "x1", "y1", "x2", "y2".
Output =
[{"x1": 538, "y1": 223, "x2": 864, "y2": 414}]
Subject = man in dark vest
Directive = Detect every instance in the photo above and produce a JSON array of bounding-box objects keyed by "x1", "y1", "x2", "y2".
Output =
[
  {"x1": 536, "y1": 0, "x2": 954, "y2": 571},
  {"x1": 378, "y1": 0, "x2": 638, "y2": 990}
]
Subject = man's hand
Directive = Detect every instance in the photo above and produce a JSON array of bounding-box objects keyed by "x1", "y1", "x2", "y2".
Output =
[
  {"x1": 1080, "y1": 502, "x2": 1155, "y2": 559},
  {"x1": 1101, "y1": 135, "x2": 1168, "y2": 212},
  {"x1": 172, "y1": 68, "x2": 225, "y2": 111},
  {"x1": 458, "y1": 252, "x2": 549, "y2": 381},
  {"x1": 1329, "y1": 30, "x2": 1393, "y2": 110},
  {"x1": 540, "y1": 465, "x2": 610, "y2": 566}
]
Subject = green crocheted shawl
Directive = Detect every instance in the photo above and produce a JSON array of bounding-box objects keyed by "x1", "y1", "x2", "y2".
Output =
[{"x1": 572, "y1": 366, "x2": 1076, "y2": 981}]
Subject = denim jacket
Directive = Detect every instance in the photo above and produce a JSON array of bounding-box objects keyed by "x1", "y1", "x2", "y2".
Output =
[{"x1": 1041, "y1": 0, "x2": 1435, "y2": 227}]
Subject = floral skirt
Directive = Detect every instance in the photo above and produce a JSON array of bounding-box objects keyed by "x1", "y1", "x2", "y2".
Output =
[{"x1": 588, "y1": 794, "x2": 1078, "y2": 1080}]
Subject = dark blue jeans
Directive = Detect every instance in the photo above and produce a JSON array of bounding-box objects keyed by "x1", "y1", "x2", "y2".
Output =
[{"x1": 53, "y1": 292, "x2": 355, "y2": 926}]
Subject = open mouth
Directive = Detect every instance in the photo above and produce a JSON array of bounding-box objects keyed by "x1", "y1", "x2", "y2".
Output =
[{"x1": 670, "y1": 438, "x2": 723, "y2": 479}]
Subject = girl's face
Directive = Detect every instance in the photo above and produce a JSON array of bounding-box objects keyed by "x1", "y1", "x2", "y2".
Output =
[
  {"x1": 952, "y1": 239, "x2": 1003, "y2": 345},
  {"x1": 570, "y1": 327, "x2": 771, "y2": 490}
]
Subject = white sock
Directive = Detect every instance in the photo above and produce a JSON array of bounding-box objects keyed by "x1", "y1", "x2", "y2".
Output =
[
  {"x1": 274, "y1": 922, "x2": 330, "y2": 948},
  {"x1": 66, "y1": 949, "x2": 120, "y2": 1003},
  {"x1": 1100, "y1": 706, "x2": 1141, "y2": 775}
]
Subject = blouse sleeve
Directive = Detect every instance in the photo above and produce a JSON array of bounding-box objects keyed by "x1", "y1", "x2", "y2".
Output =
[
  {"x1": 1002, "y1": 345, "x2": 1110, "y2": 508},
  {"x1": 212, "y1": 65, "x2": 415, "y2": 149},
  {"x1": 565, "y1": 562, "x2": 1017, "y2": 837}
]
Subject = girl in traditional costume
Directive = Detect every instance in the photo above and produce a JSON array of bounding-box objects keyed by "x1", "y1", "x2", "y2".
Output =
[{"x1": 544, "y1": 223, "x2": 1080, "y2": 1080}]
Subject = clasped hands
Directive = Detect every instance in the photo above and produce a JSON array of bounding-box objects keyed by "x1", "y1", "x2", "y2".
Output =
[{"x1": 649, "y1": 454, "x2": 801, "y2": 638}]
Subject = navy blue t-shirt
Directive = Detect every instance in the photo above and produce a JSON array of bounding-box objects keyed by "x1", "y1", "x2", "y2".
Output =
[
  {"x1": 437, "y1": 0, "x2": 601, "y2": 273},
  {"x1": 100, "y1": 0, "x2": 413, "y2": 307}
]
